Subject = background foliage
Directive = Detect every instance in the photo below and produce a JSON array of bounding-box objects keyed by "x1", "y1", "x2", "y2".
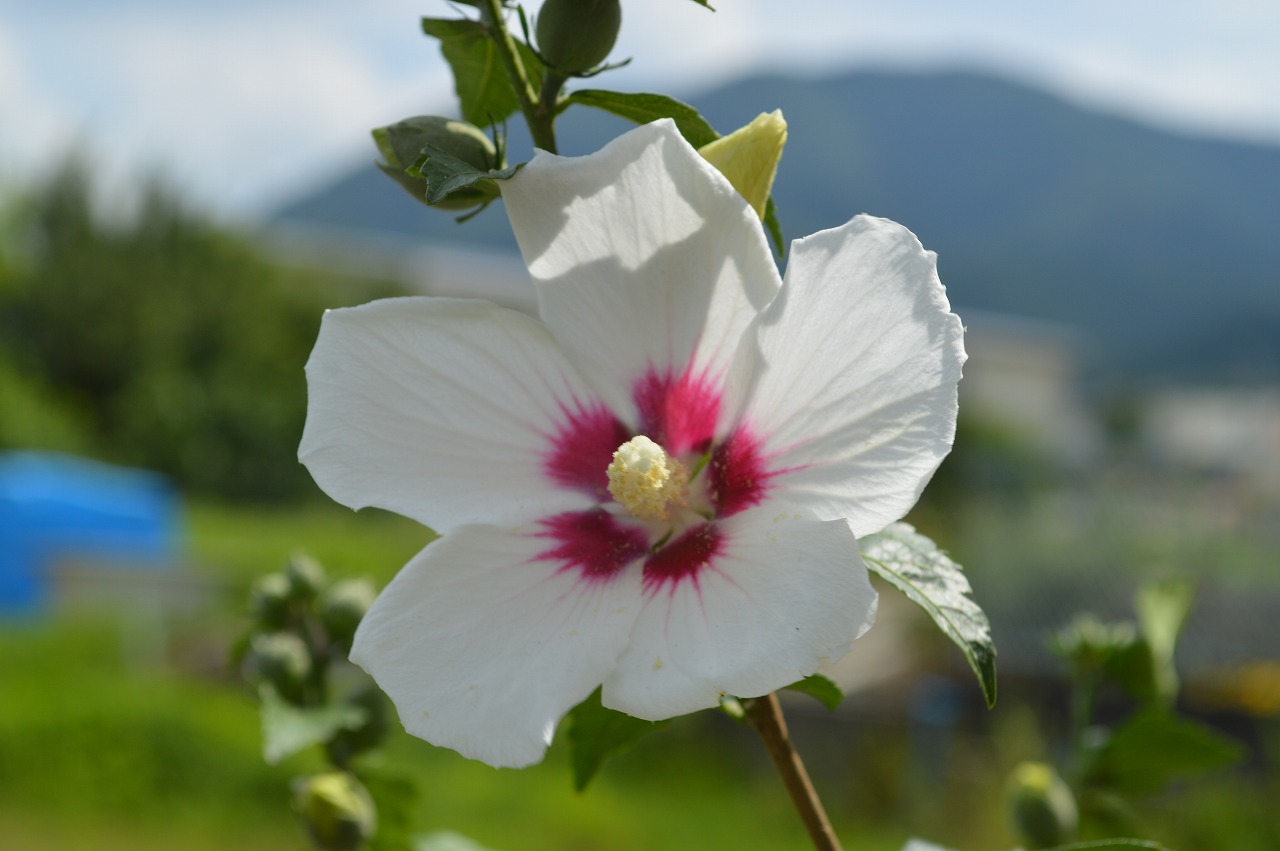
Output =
[{"x1": 0, "y1": 162, "x2": 405, "y2": 500}]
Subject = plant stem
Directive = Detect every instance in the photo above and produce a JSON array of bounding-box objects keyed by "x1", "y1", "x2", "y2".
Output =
[
  {"x1": 476, "y1": 0, "x2": 559, "y2": 153},
  {"x1": 1067, "y1": 672, "x2": 1097, "y2": 785},
  {"x1": 745, "y1": 692, "x2": 844, "y2": 851}
]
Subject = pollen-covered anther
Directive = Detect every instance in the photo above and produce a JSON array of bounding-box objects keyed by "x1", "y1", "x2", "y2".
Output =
[{"x1": 606, "y1": 435, "x2": 689, "y2": 521}]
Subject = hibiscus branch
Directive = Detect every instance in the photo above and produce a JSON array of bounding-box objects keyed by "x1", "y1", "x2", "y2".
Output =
[
  {"x1": 745, "y1": 692, "x2": 843, "y2": 851},
  {"x1": 476, "y1": 0, "x2": 559, "y2": 153}
]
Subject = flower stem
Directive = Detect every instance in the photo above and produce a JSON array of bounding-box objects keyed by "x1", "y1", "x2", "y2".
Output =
[
  {"x1": 476, "y1": 0, "x2": 559, "y2": 153},
  {"x1": 745, "y1": 692, "x2": 844, "y2": 851}
]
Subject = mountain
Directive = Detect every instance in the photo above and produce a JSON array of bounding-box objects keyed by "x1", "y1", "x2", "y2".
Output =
[{"x1": 273, "y1": 69, "x2": 1280, "y2": 382}]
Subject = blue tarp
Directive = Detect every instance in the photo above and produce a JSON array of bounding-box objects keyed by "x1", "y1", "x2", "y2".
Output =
[{"x1": 0, "y1": 451, "x2": 180, "y2": 614}]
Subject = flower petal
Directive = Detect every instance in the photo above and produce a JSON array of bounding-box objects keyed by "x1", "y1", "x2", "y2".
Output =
[
  {"x1": 600, "y1": 507, "x2": 877, "y2": 720},
  {"x1": 502, "y1": 120, "x2": 781, "y2": 421},
  {"x1": 299, "y1": 297, "x2": 612, "y2": 532},
  {"x1": 350, "y1": 522, "x2": 645, "y2": 768},
  {"x1": 726, "y1": 215, "x2": 966, "y2": 537}
]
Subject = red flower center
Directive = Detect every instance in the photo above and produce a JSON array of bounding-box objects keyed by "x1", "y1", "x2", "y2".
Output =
[{"x1": 538, "y1": 365, "x2": 773, "y2": 590}]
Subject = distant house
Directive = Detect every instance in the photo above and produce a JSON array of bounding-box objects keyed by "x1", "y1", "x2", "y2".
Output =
[
  {"x1": 1144, "y1": 387, "x2": 1280, "y2": 496},
  {"x1": 0, "y1": 451, "x2": 182, "y2": 615},
  {"x1": 958, "y1": 310, "x2": 1099, "y2": 464}
]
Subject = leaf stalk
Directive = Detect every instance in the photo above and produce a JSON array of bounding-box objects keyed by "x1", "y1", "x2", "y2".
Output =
[{"x1": 476, "y1": 0, "x2": 560, "y2": 153}]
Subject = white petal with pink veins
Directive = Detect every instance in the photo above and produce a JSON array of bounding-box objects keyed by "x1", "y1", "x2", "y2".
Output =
[
  {"x1": 503, "y1": 120, "x2": 781, "y2": 422},
  {"x1": 350, "y1": 519, "x2": 647, "y2": 768},
  {"x1": 726, "y1": 215, "x2": 966, "y2": 537},
  {"x1": 600, "y1": 506, "x2": 877, "y2": 720},
  {"x1": 300, "y1": 297, "x2": 611, "y2": 533}
]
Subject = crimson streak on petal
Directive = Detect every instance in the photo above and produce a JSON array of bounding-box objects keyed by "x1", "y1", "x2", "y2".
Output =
[
  {"x1": 537, "y1": 510, "x2": 649, "y2": 583},
  {"x1": 544, "y1": 401, "x2": 632, "y2": 500},
  {"x1": 708, "y1": 427, "x2": 772, "y2": 517},
  {"x1": 643, "y1": 522, "x2": 723, "y2": 592},
  {"x1": 633, "y1": 367, "x2": 721, "y2": 457}
]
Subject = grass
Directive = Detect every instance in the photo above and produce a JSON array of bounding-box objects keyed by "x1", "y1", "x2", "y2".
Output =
[
  {"x1": 3, "y1": 495, "x2": 1276, "y2": 850},
  {"x1": 4, "y1": 500, "x2": 924, "y2": 851},
  {"x1": 0, "y1": 617, "x2": 306, "y2": 850},
  {"x1": 185, "y1": 499, "x2": 432, "y2": 587}
]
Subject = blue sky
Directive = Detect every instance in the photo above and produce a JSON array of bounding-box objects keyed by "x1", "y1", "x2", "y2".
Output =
[{"x1": 4, "y1": 0, "x2": 1279, "y2": 218}]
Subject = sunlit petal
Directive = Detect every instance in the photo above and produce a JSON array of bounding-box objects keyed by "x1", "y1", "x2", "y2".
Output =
[
  {"x1": 601, "y1": 507, "x2": 877, "y2": 720},
  {"x1": 350, "y1": 521, "x2": 645, "y2": 768},
  {"x1": 503, "y1": 120, "x2": 781, "y2": 421},
  {"x1": 300, "y1": 297, "x2": 609, "y2": 532},
  {"x1": 726, "y1": 215, "x2": 965, "y2": 537}
]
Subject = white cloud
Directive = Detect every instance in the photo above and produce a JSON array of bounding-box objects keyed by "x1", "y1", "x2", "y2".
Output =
[
  {"x1": 3, "y1": 3, "x2": 452, "y2": 216},
  {"x1": 2, "y1": 0, "x2": 1278, "y2": 216},
  {"x1": 100, "y1": 19, "x2": 443, "y2": 213},
  {"x1": 0, "y1": 24, "x2": 78, "y2": 193}
]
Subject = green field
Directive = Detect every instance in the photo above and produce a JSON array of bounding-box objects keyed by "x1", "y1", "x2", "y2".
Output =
[{"x1": 1, "y1": 498, "x2": 1276, "y2": 851}]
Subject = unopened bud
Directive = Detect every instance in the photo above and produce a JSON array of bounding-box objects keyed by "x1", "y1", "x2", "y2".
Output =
[
  {"x1": 536, "y1": 0, "x2": 622, "y2": 73},
  {"x1": 320, "y1": 578, "x2": 377, "y2": 651},
  {"x1": 1008, "y1": 761, "x2": 1078, "y2": 849},
  {"x1": 291, "y1": 772, "x2": 377, "y2": 851},
  {"x1": 698, "y1": 110, "x2": 787, "y2": 220},
  {"x1": 249, "y1": 632, "x2": 312, "y2": 701},
  {"x1": 373, "y1": 116, "x2": 501, "y2": 209},
  {"x1": 249, "y1": 571, "x2": 292, "y2": 628},
  {"x1": 286, "y1": 553, "x2": 327, "y2": 601}
]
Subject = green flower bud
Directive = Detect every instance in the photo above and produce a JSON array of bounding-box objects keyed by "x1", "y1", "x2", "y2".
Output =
[
  {"x1": 249, "y1": 631, "x2": 312, "y2": 702},
  {"x1": 320, "y1": 578, "x2": 377, "y2": 651},
  {"x1": 286, "y1": 553, "x2": 327, "y2": 601},
  {"x1": 372, "y1": 116, "x2": 501, "y2": 210},
  {"x1": 698, "y1": 110, "x2": 787, "y2": 220},
  {"x1": 326, "y1": 685, "x2": 390, "y2": 766},
  {"x1": 1008, "y1": 761, "x2": 1078, "y2": 849},
  {"x1": 249, "y1": 571, "x2": 292, "y2": 628},
  {"x1": 291, "y1": 772, "x2": 377, "y2": 851},
  {"x1": 536, "y1": 0, "x2": 622, "y2": 73}
]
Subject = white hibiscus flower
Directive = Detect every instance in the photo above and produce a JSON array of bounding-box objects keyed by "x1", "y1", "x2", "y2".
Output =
[{"x1": 299, "y1": 118, "x2": 965, "y2": 768}]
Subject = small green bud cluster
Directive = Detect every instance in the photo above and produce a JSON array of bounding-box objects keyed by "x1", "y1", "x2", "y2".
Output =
[
  {"x1": 536, "y1": 0, "x2": 622, "y2": 74},
  {"x1": 248, "y1": 631, "x2": 312, "y2": 703},
  {"x1": 246, "y1": 554, "x2": 376, "y2": 655},
  {"x1": 292, "y1": 771, "x2": 378, "y2": 851},
  {"x1": 244, "y1": 554, "x2": 379, "y2": 700},
  {"x1": 372, "y1": 116, "x2": 504, "y2": 210},
  {"x1": 242, "y1": 555, "x2": 390, "y2": 849}
]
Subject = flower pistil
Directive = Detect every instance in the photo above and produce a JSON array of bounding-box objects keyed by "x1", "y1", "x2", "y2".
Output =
[{"x1": 606, "y1": 435, "x2": 689, "y2": 521}]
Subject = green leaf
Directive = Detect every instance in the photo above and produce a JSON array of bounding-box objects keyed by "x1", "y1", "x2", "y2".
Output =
[
  {"x1": 859, "y1": 522, "x2": 997, "y2": 707},
  {"x1": 1134, "y1": 578, "x2": 1194, "y2": 705},
  {"x1": 784, "y1": 674, "x2": 843, "y2": 711},
  {"x1": 259, "y1": 686, "x2": 367, "y2": 765},
  {"x1": 420, "y1": 18, "x2": 541, "y2": 127},
  {"x1": 1083, "y1": 707, "x2": 1242, "y2": 796},
  {"x1": 1102, "y1": 636, "x2": 1162, "y2": 704},
  {"x1": 564, "y1": 688, "x2": 667, "y2": 791},
  {"x1": 414, "y1": 832, "x2": 500, "y2": 851},
  {"x1": 409, "y1": 144, "x2": 521, "y2": 206},
  {"x1": 562, "y1": 90, "x2": 720, "y2": 148}
]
